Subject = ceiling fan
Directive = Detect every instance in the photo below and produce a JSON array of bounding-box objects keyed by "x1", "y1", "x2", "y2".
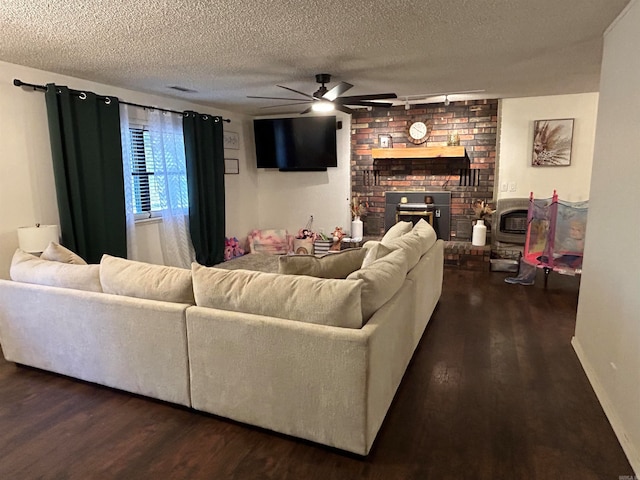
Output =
[{"x1": 248, "y1": 73, "x2": 397, "y2": 114}]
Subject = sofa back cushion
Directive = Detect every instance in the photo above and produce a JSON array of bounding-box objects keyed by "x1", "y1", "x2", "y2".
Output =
[
  {"x1": 278, "y1": 248, "x2": 366, "y2": 278},
  {"x1": 380, "y1": 232, "x2": 424, "y2": 271},
  {"x1": 346, "y1": 248, "x2": 408, "y2": 321},
  {"x1": 381, "y1": 221, "x2": 412, "y2": 243},
  {"x1": 40, "y1": 242, "x2": 88, "y2": 265},
  {"x1": 100, "y1": 255, "x2": 195, "y2": 304},
  {"x1": 10, "y1": 249, "x2": 102, "y2": 292},
  {"x1": 192, "y1": 264, "x2": 364, "y2": 329},
  {"x1": 411, "y1": 218, "x2": 438, "y2": 254},
  {"x1": 361, "y1": 241, "x2": 393, "y2": 268}
]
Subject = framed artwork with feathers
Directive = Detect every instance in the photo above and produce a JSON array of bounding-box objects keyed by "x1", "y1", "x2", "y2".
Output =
[{"x1": 532, "y1": 119, "x2": 574, "y2": 166}]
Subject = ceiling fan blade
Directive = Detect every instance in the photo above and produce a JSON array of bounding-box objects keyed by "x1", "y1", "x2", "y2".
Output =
[
  {"x1": 349, "y1": 100, "x2": 394, "y2": 108},
  {"x1": 248, "y1": 95, "x2": 315, "y2": 102},
  {"x1": 336, "y1": 93, "x2": 398, "y2": 103},
  {"x1": 333, "y1": 104, "x2": 354, "y2": 114},
  {"x1": 259, "y1": 102, "x2": 314, "y2": 109},
  {"x1": 322, "y1": 82, "x2": 354, "y2": 101},
  {"x1": 276, "y1": 85, "x2": 315, "y2": 99}
]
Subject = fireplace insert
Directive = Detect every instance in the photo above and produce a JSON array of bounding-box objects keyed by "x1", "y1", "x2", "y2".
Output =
[
  {"x1": 385, "y1": 191, "x2": 451, "y2": 240},
  {"x1": 493, "y1": 198, "x2": 529, "y2": 244}
]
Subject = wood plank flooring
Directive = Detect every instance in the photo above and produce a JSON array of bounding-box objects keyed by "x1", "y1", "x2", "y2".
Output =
[{"x1": 0, "y1": 269, "x2": 634, "y2": 479}]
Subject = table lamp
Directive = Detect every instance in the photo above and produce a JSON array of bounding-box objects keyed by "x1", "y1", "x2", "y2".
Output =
[{"x1": 17, "y1": 224, "x2": 60, "y2": 254}]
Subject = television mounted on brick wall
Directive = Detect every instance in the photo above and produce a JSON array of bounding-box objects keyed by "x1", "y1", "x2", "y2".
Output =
[{"x1": 253, "y1": 116, "x2": 338, "y2": 171}]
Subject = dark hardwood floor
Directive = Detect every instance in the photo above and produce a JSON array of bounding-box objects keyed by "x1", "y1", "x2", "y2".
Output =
[{"x1": 0, "y1": 269, "x2": 633, "y2": 479}]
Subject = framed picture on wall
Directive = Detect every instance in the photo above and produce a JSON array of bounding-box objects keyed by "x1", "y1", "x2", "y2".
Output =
[
  {"x1": 532, "y1": 118, "x2": 574, "y2": 166},
  {"x1": 224, "y1": 158, "x2": 239, "y2": 174},
  {"x1": 378, "y1": 134, "x2": 393, "y2": 148},
  {"x1": 223, "y1": 131, "x2": 240, "y2": 150}
]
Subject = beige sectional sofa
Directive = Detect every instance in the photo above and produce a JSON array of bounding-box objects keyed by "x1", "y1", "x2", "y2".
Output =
[{"x1": 0, "y1": 219, "x2": 443, "y2": 455}]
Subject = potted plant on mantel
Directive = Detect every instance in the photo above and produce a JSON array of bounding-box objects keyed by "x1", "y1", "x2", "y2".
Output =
[{"x1": 351, "y1": 197, "x2": 368, "y2": 241}]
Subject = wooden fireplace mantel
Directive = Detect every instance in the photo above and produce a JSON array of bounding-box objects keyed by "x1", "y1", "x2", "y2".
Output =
[{"x1": 371, "y1": 146, "x2": 469, "y2": 162}]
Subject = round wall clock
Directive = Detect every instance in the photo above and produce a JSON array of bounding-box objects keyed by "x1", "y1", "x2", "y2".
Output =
[{"x1": 407, "y1": 120, "x2": 430, "y2": 144}]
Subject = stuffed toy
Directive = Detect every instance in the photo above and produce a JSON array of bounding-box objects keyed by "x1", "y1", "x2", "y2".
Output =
[
  {"x1": 224, "y1": 237, "x2": 245, "y2": 261},
  {"x1": 330, "y1": 227, "x2": 345, "y2": 252}
]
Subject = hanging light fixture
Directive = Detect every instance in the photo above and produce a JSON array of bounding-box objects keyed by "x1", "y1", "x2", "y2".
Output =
[
  {"x1": 444, "y1": 95, "x2": 450, "y2": 106},
  {"x1": 311, "y1": 101, "x2": 334, "y2": 112}
]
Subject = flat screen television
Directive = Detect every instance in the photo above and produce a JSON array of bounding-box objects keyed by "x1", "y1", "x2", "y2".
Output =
[{"x1": 254, "y1": 116, "x2": 338, "y2": 171}]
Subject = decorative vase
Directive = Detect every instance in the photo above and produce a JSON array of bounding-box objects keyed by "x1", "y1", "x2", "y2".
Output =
[
  {"x1": 351, "y1": 216, "x2": 363, "y2": 241},
  {"x1": 472, "y1": 219, "x2": 487, "y2": 246}
]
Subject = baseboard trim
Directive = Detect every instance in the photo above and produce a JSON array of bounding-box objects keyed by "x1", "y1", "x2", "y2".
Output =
[{"x1": 572, "y1": 336, "x2": 639, "y2": 475}]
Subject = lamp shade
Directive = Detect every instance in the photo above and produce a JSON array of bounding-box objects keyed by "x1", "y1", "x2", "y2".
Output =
[{"x1": 17, "y1": 225, "x2": 60, "y2": 253}]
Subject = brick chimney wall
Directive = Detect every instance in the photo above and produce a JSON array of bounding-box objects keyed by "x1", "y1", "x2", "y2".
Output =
[{"x1": 351, "y1": 99, "x2": 498, "y2": 240}]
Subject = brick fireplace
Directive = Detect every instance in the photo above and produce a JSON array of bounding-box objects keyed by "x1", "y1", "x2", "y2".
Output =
[{"x1": 351, "y1": 99, "x2": 498, "y2": 244}]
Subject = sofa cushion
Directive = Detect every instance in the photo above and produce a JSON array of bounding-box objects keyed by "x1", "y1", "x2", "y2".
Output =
[
  {"x1": 40, "y1": 242, "x2": 88, "y2": 265},
  {"x1": 192, "y1": 264, "x2": 364, "y2": 329},
  {"x1": 361, "y1": 241, "x2": 393, "y2": 268},
  {"x1": 380, "y1": 232, "x2": 424, "y2": 271},
  {"x1": 346, "y1": 248, "x2": 408, "y2": 321},
  {"x1": 411, "y1": 219, "x2": 438, "y2": 254},
  {"x1": 10, "y1": 249, "x2": 102, "y2": 292},
  {"x1": 100, "y1": 255, "x2": 194, "y2": 304},
  {"x1": 278, "y1": 248, "x2": 366, "y2": 278},
  {"x1": 381, "y1": 221, "x2": 412, "y2": 243},
  {"x1": 247, "y1": 229, "x2": 290, "y2": 255}
]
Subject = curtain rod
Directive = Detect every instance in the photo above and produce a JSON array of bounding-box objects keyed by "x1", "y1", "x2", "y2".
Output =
[{"x1": 13, "y1": 79, "x2": 231, "y2": 123}]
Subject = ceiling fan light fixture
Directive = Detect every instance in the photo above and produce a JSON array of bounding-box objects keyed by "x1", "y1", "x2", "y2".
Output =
[
  {"x1": 248, "y1": 74, "x2": 397, "y2": 114},
  {"x1": 312, "y1": 101, "x2": 334, "y2": 112}
]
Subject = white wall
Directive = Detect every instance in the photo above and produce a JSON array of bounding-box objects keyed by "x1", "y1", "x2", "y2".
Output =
[
  {"x1": 572, "y1": 0, "x2": 640, "y2": 474},
  {"x1": 498, "y1": 93, "x2": 598, "y2": 201},
  {"x1": 252, "y1": 112, "x2": 352, "y2": 237},
  {"x1": 0, "y1": 60, "x2": 256, "y2": 277}
]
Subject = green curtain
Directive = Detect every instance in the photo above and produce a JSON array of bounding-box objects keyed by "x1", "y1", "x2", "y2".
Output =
[
  {"x1": 45, "y1": 84, "x2": 126, "y2": 263},
  {"x1": 183, "y1": 112, "x2": 225, "y2": 266}
]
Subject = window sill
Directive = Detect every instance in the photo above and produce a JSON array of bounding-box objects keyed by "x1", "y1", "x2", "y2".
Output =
[{"x1": 135, "y1": 216, "x2": 163, "y2": 225}]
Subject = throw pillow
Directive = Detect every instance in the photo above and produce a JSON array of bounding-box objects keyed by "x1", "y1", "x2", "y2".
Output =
[
  {"x1": 278, "y1": 248, "x2": 366, "y2": 278},
  {"x1": 346, "y1": 248, "x2": 408, "y2": 322},
  {"x1": 247, "y1": 229, "x2": 290, "y2": 255},
  {"x1": 10, "y1": 249, "x2": 102, "y2": 292},
  {"x1": 192, "y1": 264, "x2": 364, "y2": 329},
  {"x1": 381, "y1": 221, "x2": 413, "y2": 244},
  {"x1": 40, "y1": 242, "x2": 88, "y2": 265},
  {"x1": 100, "y1": 255, "x2": 195, "y2": 304}
]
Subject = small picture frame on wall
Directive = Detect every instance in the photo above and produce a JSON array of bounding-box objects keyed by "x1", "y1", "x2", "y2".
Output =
[
  {"x1": 379, "y1": 134, "x2": 393, "y2": 148},
  {"x1": 532, "y1": 119, "x2": 574, "y2": 166},
  {"x1": 223, "y1": 131, "x2": 240, "y2": 150},
  {"x1": 224, "y1": 158, "x2": 239, "y2": 175}
]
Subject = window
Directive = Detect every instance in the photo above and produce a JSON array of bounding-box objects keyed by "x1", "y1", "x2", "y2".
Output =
[
  {"x1": 126, "y1": 122, "x2": 189, "y2": 218},
  {"x1": 129, "y1": 127, "x2": 157, "y2": 214}
]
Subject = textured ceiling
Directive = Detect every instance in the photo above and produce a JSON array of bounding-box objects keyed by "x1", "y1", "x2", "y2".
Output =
[{"x1": 0, "y1": 0, "x2": 629, "y2": 115}]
